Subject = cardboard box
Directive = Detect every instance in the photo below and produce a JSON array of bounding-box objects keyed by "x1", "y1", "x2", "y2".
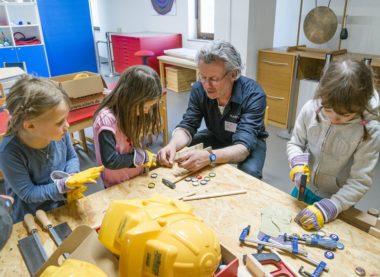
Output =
[
  {"x1": 69, "y1": 92, "x2": 105, "y2": 111},
  {"x1": 50, "y1": 71, "x2": 107, "y2": 99},
  {"x1": 36, "y1": 225, "x2": 238, "y2": 277},
  {"x1": 166, "y1": 66, "x2": 196, "y2": 92}
]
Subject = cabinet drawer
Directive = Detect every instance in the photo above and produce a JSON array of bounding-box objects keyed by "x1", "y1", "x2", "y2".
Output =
[
  {"x1": 257, "y1": 51, "x2": 295, "y2": 127},
  {"x1": 258, "y1": 52, "x2": 295, "y2": 96}
]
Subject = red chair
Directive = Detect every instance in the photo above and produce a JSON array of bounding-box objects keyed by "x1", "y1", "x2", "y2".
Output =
[{"x1": 67, "y1": 104, "x2": 99, "y2": 152}]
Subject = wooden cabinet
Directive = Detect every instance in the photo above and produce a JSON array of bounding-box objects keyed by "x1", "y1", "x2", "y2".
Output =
[{"x1": 257, "y1": 50, "x2": 295, "y2": 128}]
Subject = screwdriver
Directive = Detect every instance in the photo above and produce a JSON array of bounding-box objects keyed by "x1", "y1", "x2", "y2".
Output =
[{"x1": 285, "y1": 234, "x2": 337, "y2": 250}]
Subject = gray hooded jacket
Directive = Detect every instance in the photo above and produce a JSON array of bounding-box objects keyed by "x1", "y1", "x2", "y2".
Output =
[{"x1": 287, "y1": 94, "x2": 380, "y2": 214}]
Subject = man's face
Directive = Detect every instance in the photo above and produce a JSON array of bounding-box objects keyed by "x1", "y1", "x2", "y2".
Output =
[{"x1": 198, "y1": 60, "x2": 235, "y2": 101}]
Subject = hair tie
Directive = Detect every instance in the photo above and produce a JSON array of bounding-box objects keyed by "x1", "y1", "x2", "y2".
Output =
[{"x1": 360, "y1": 119, "x2": 368, "y2": 126}]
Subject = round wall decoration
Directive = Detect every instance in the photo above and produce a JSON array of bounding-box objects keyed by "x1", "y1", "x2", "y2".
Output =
[{"x1": 151, "y1": 0, "x2": 175, "y2": 15}]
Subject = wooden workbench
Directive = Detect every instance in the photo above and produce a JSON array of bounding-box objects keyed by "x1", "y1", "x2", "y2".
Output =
[{"x1": 1, "y1": 164, "x2": 379, "y2": 276}]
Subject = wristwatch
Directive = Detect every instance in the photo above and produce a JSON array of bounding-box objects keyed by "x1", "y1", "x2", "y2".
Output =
[{"x1": 209, "y1": 152, "x2": 217, "y2": 167}]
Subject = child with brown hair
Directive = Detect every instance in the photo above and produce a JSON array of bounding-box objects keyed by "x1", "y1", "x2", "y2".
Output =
[
  {"x1": 288, "y1": 59, "x2": 380, "y2": 230},
  {"x1": 0, "y1": 77, "x2": 102, "y2": 222},
  {"x1": 93, "y1": 65, "x2": 162, "y2": 187}
]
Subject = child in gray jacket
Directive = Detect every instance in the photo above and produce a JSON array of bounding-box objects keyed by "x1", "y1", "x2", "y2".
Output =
[{"x1": 287, "y1": 59, "x2": 380, "y2": 230}]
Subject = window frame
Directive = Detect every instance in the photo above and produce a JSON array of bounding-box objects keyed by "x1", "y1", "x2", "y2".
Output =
[{"x1": 196, "y1": 0, "x2": 214, "y2": 40}]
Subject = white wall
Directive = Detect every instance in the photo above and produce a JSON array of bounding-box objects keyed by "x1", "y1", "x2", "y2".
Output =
[
  {"x1": 92, "y1": 0, "x2": 276, "y2": 78},
  {"x1": 274, "y1": 0, "x2": 380, "y2": 55}
]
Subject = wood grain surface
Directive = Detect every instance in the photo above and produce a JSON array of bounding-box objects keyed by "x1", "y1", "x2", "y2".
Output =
[{"x1": 1, "y1": 164, "x2": 379, "y2": 276}]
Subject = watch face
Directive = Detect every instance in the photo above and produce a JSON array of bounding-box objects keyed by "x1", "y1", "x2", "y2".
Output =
[{"x1": 209, "y1": 153, "x2": 217, "y2": 162}]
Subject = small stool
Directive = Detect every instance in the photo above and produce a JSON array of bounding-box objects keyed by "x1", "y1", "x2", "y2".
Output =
[{"x1": 134, "y1": 50, "x2": 155, "y2": 66}]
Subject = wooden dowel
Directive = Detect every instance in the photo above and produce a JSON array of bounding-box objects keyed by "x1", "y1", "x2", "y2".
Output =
[
  {"x1": 177, "y1": 192, "x2": 197, "y2": 200},
  {"x1": 182, "y1": 189, "x2": 247, "y2": 201}
]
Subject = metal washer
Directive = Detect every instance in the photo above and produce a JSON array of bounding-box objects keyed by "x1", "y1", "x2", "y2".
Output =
[
  {"x1": 324, "y1": 251, "x2": 334, "y2": 259},
  {"x1": 200, "y1": 180, "x2": 207, "y2": 185},
  {"x1": 355, "y1": 266, "x2": 366, "y2": 276}
]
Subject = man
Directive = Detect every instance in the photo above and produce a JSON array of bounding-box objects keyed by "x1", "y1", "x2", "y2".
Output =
[{"x1": 157, "y1": 41, "x2": 267, "y2": 179}]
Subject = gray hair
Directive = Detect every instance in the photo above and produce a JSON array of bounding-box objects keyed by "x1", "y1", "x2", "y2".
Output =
[
  {"x1": 196, "y1": 40, "x2": 242, "y2": 78},
  {"x1": 6, "y1": 77, "x2": 70, "y2": 135}
]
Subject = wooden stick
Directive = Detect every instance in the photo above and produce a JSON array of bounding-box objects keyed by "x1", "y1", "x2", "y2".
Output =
[
  {"x1": 177, "y1": 192, "x2": 196, "y2": 200},
  {"x1": 182, "y1": 189, "x2": 247, "y2": 201}
]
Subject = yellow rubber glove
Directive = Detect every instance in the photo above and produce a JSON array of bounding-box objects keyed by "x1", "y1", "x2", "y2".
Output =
[
  {"x1": 67, "y1": 186, "x2": 88, "y2": 204},
  {"x1": 66, "y1": 166, "x2": 104, "y2": 189},
  {"x1": 144, "y1": 149, "x2": 157, "y2": 168}
]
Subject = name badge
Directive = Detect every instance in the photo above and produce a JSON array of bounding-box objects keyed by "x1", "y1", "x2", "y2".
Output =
[{"x1": 225, "y1": 121, "x2": 237, "y2": 133}]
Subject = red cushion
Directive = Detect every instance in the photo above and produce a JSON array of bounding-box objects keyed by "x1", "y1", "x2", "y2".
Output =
[
  {"x1": 67, "y1": 105, "x2": 99, "y2": 125},
  {"x1": 0, "y1": 111, "x2": 9, "y2": 135}
]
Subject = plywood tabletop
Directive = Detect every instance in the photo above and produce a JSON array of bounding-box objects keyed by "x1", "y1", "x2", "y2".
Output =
[{"x1": 1, "y1": 164, "x2": 379, "y2": 276}]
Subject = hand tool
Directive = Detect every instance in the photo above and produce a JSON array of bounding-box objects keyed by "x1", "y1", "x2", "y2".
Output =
[
  {"x1": 182, "y1": 189, "x2": 247, "y2": 201},
  {"x1": 18, "y1": 213, "x2": 48, "y2": 276},
  {"x1": 285, "y1": 234, "x2": 338, "y2": 250},
  {"x1": 36, "y1": 209, "x2": 72, "y2": 258},
  {"x1": 239, "y1": 226, "x2": 329, "y2": 272},
  {"x1": 298, "y1": 262, "x2": 326, "y2": 277},
  {"x1": 162, "y1": 178, "x2": 176, "y2": 189},
  {"x1": 298, "y1": 174, "x2": 307, "y2": 201},
  {"x1": 244, "y1": 252, "x2": 298, "y2": 277}
]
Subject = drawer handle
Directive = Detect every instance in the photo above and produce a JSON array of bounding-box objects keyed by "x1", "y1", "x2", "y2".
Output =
[
  {"x1": 263, "y1": 60, "x2": 288, "y2": 66},
  {"x1": 267, "y1": 95, "x2": 285, "y2": 100}
]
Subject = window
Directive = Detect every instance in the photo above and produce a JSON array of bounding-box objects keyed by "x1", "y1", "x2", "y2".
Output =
[{"x1": 197, "y1": 0, "x2": 214, "y2": 40}]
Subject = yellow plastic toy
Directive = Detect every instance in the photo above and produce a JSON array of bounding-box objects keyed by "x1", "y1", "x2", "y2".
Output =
[
  {"x1": 40, "y1": 259, "x2": 107, "y2": 277},
  {"x1": 98, "y1": 194, "x2": 221, "y2": 277}
]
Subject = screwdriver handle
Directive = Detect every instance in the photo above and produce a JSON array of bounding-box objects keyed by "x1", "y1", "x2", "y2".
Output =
[
  {"x1": 24, "y1": 213, "x2": 37, "y2": 234},
  {"x1": 36, "y1": 209, "x2": 52, "y2": 230},
  {"x1": 307, "y1": 237, "x2": 337, "y2": 250}
]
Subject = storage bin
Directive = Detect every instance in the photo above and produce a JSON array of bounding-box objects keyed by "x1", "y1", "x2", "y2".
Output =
[{"x1": 165, "y1": 66, "x2": 196, "y2": 92}]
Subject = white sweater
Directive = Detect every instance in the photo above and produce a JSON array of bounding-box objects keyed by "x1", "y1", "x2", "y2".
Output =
[{"x1": 287, "y1": 96, "x2": 380, "y2": 214}]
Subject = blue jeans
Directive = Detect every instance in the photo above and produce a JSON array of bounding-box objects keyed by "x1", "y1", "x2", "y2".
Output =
[
  {"x1": 291, "y1": 187, "x2": 322, "y2": 205},
  {"x1": 190, "y1": 129, "x2": 267, "y2": 179}
]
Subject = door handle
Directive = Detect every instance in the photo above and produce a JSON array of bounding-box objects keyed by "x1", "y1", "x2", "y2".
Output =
[
  {"x1": 267, "y1": 95, "x2": 285, "y2": 100},
  {"x1": 263, "y1": 60, "x2": 288, "y2": 66}
]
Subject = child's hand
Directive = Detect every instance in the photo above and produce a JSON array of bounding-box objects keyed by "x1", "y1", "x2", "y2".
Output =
[
  {"x1": 144, "y1": 149, "x2": 157, "y2": 168},
  {"x1": 289, "y1": 153, "x2": 310, "y2": 187},
  {"x1": 66, "y1": 166, "x2": 104, "y2": 188},
  {"x1": 295, "y1": 199, "x2": 337, "y2": 230},
  {"x1": 134, "y1": 148, "x2": 156, "y2": 168}
]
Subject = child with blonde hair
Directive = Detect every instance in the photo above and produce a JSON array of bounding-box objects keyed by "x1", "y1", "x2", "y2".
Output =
[
  {"x1": 93, "y1": 65, "x2": 162, "y2": 187},
  {"x1": 0, "y1": 77, "x2": 102, "y2": 222},
  {"x1": 288, "y1": 59, "x2": 380, "y2": 230}
]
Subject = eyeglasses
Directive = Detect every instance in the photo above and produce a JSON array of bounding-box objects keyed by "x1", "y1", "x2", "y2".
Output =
[{"x1": 198, "y1": 71, "x2": 230, "y2": 85}]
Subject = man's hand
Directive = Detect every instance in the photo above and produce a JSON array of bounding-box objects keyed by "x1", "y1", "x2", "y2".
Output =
[
  {"x1": 176, "y1": 150, "x2": 210, "y2": 172},
  {"x1": 157, "y1": 143, "x2": 177, "y2": 167}
]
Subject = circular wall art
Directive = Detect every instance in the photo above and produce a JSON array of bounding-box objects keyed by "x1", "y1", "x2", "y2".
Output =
[{"x1": 151, "y1": 0, "x2": 175, "y2": 15}]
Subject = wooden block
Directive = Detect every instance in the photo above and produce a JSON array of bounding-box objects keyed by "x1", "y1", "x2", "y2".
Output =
[
  {"x1": 339, "y1": 207, "x2": 377, "y2": 232},
  {"x1": 369, "y1": 227, "x2": 380, "y2": 239},
  {"x1": 165, "y1": 66, "x2": 196, "y2": 92}
]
